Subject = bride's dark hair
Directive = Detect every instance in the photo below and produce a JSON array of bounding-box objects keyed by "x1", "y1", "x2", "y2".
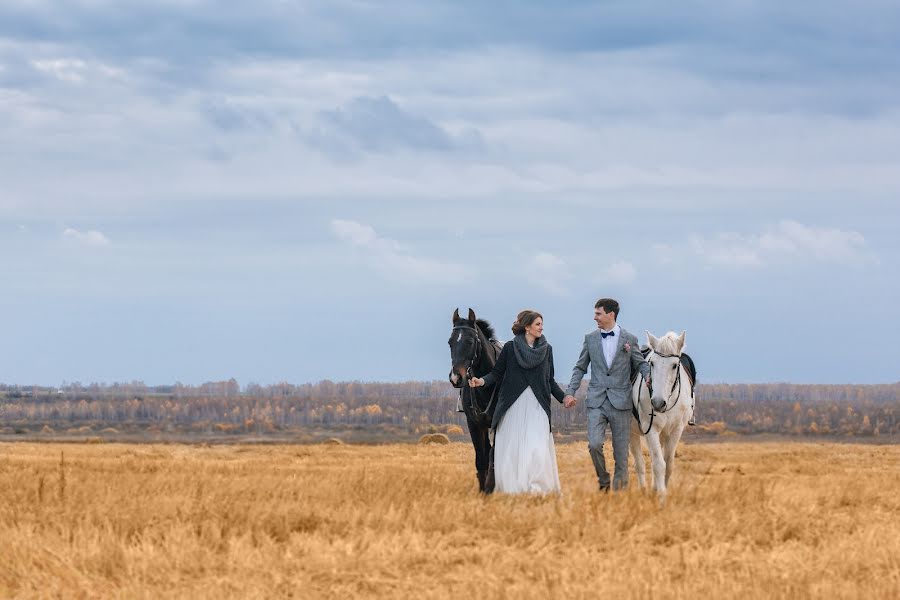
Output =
[{"x1": 512, "y1": 310, "x2": 543, "y2": 335}]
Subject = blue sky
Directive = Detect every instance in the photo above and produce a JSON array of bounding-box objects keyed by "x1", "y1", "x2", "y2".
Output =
[{"x1": 1, "y1": 1, "x2": 898, "y2": 386}]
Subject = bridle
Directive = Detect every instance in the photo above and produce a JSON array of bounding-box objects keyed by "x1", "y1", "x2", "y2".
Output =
[
  {"x1": 450, "y1": 324, "x2": 481, "y2": 383},
  {"x1": 449, "y1": 324, "x2": 499, "y2": 419},
  {"x1": 636, "y1": 350, "x2": 687, "y2": 435}
]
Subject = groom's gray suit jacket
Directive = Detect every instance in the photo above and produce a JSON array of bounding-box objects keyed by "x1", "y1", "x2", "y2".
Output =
[{"x1": 566, "y1": 327, "x2": 650, "y2": 411}]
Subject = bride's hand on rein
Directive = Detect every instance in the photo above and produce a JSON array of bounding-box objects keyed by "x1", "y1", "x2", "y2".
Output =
[{"x1": 468, "y1": 377, "x2": 484, "y2": 388}]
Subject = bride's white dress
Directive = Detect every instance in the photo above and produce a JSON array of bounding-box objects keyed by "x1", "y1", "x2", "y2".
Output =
[{"x1": 494, "y1": 386, "x2": 561, "y2": 494}]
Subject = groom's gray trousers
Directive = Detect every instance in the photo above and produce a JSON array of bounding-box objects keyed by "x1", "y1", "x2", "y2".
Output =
[{"x1": 587, "y1": 398, "x2": 631, "y2": 490}]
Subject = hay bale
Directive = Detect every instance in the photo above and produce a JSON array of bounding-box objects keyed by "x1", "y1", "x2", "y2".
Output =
[
  {"x1": 445, "y1": 425, "x2": 464, "y2": 435},
  {"x1": 41, "y1": 425, "x2": 54, "y2": 434},
  {"x1": 323, "y1": 437, "x2": 344, "y2": 445},
  {"x1": 100, "y1": 427, "x2": 119, "y2": 434},
  {"x1": 419, "y1": 433, "x2": 450, "y2": 445}
]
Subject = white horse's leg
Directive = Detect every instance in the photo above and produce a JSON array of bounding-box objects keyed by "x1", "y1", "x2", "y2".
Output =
[
  {"x1": 629, "y1": 424, "x2": 646, "y2": 489},
  {"x1": 644, "y1": 429, "x2": 666, "y2": 496},
  {"x1": 663, "y1": 429, "x2": 681, "y2": 487}
]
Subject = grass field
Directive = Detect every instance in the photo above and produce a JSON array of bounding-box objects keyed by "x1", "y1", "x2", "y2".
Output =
[{"x1": 1, "y1": 441, "x2": 898, "y2": 598}]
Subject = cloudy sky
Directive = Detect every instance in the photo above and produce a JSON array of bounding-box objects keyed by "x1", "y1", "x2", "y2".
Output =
[{"x1": 1, "y1": 1, "x2": 898, "y2": 386}]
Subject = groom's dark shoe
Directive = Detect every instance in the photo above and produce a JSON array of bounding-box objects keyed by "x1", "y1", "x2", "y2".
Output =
[{"x1": 598, "y1": 484, "x2": 610, "y2": 493}]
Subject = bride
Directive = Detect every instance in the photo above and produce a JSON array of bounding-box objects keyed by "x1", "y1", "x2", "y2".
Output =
[{"x1": 470, "y1": 310, "x2": 572, "y2": 494}]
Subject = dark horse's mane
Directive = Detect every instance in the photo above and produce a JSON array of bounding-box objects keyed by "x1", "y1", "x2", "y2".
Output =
[{"x1": 475, "y1": 319, "x2": 496, "y2": 341}]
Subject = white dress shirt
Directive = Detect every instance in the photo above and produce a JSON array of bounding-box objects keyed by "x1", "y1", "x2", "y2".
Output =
[{"x1": 600, "y1": 324, "x2": 621, "y2": 368}]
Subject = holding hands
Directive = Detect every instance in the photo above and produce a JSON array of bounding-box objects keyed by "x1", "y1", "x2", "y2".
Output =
[{"x1": 472, "y1": 378, "x2": 576, "y2": 410}]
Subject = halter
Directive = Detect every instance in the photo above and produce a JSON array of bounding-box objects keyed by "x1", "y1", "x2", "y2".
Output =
[
  {"x1": 636, "y1": 350, "x2": 686, "y2": 435},
  {"x1": 451, "y1": 324, "x2": 481, "y2": 380},
  {"x1": 449, "y1": 324, "x2": 499, "y2": 420}
]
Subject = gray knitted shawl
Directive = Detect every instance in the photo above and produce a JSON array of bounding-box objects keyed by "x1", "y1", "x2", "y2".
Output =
[{"x1": 512, "y1": 333, "x2": 550, "y2": 369}]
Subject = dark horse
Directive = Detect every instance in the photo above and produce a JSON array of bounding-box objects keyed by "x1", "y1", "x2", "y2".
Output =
[{"x1": 448, "y1": 308, "x2": 502, "y2": 493}]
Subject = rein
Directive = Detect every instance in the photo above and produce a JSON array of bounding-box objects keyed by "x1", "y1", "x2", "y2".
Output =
[{"x1": 636, "y1": 351, "x2": 685, "y2": 435}]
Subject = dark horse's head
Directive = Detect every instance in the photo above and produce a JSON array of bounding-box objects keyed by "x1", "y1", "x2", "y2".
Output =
[{"x1": 448, "y1": 308, "x2": 495, "y2": 388}]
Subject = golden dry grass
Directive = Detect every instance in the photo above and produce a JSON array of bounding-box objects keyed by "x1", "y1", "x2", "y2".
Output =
[{"x1": 1, "y1": 441, "x2": 898, "y2": 599}]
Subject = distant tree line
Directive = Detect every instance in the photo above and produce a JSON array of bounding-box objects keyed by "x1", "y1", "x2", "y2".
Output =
[{"x1": 1, "y1": 380, "x2": 897, "y2": 437}]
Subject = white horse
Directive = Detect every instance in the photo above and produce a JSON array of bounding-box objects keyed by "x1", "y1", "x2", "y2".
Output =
[{"x1": 629, "y1": 331, "x2": 695, "y2": 498}]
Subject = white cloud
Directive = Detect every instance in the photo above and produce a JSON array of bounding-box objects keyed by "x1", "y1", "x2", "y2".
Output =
[
  {"x1": 759, "y1": 220, "x2": 872, "y2": 263},
  {"x1": 31, "y1": 58, "x2": 88, "y2": 83},
  {"x1": 690, "y1": 220, "x2": 876, "y2": 268},
  {"x1": 28, "y1": 57, "x2": 124, "y2": 85},
  {"x1": 331, "y1": 219, "x2": 378, "y2": 246},
  {"x1": 62, "y1": 228, "x2": 110, "y2": 247},
  {"x1": 526, "y1": 252, "x2": 572, "y2": 296},
  {"x1": 329, "y1": 219, "x2": 466, "y2": 283},
  {"x1": 689, "y1": 233, "x2": 763, "y2": 267},
  {"x1": 601, "y1": 260, "x2": 637, "y2": 284}
]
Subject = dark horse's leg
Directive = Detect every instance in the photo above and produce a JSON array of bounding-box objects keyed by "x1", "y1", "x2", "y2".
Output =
[
  {"x1": 484, "y1": 437, "x2": 495, "y2": 494},
  {"x1": 477, "y1": 426, "x2": 495, "y2": 494},
  {"x1": 468, "y1": 417, "x2": 493, "y2": 493}
]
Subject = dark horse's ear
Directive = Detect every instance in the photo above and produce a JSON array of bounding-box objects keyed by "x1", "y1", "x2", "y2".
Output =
[
  {"x1": 467, "y1": 308, "x2": 476, "y2": 323},
  {"x1": 453, "y1": 308, "x2": 460, "y2": 323}
]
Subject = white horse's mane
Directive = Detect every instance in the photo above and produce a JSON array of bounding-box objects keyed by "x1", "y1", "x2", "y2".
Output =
[{"x1": 652, "y1": 331, "x2": 686, "y2": 355}]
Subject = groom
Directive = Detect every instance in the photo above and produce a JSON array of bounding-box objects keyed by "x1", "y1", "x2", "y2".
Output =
[{"x1": 564, "y1": 298, "x2": 650, "y2": 491}]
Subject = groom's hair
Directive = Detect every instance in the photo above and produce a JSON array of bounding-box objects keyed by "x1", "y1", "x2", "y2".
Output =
[{"x1": 594, "y1": 298, "x2": 620, "y2": 318}]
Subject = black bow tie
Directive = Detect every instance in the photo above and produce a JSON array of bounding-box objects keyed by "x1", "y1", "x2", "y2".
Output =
[{"x1": 601, "y1": 331, "x2": 615, "y2": 339}]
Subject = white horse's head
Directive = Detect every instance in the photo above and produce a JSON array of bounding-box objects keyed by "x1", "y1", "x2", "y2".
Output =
[{"x1": 646, "y1": 331, "x2": 686, "y2": 412}]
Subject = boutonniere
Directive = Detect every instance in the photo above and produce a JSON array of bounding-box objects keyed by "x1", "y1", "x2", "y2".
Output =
[{"x1": 623, "y1": 343, "x2": 631, "y2": 353}]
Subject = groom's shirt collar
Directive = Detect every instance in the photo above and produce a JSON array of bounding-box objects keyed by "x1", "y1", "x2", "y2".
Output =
[{"x1": 599, "y1": 324, "x2": 620, "y2": 367}]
